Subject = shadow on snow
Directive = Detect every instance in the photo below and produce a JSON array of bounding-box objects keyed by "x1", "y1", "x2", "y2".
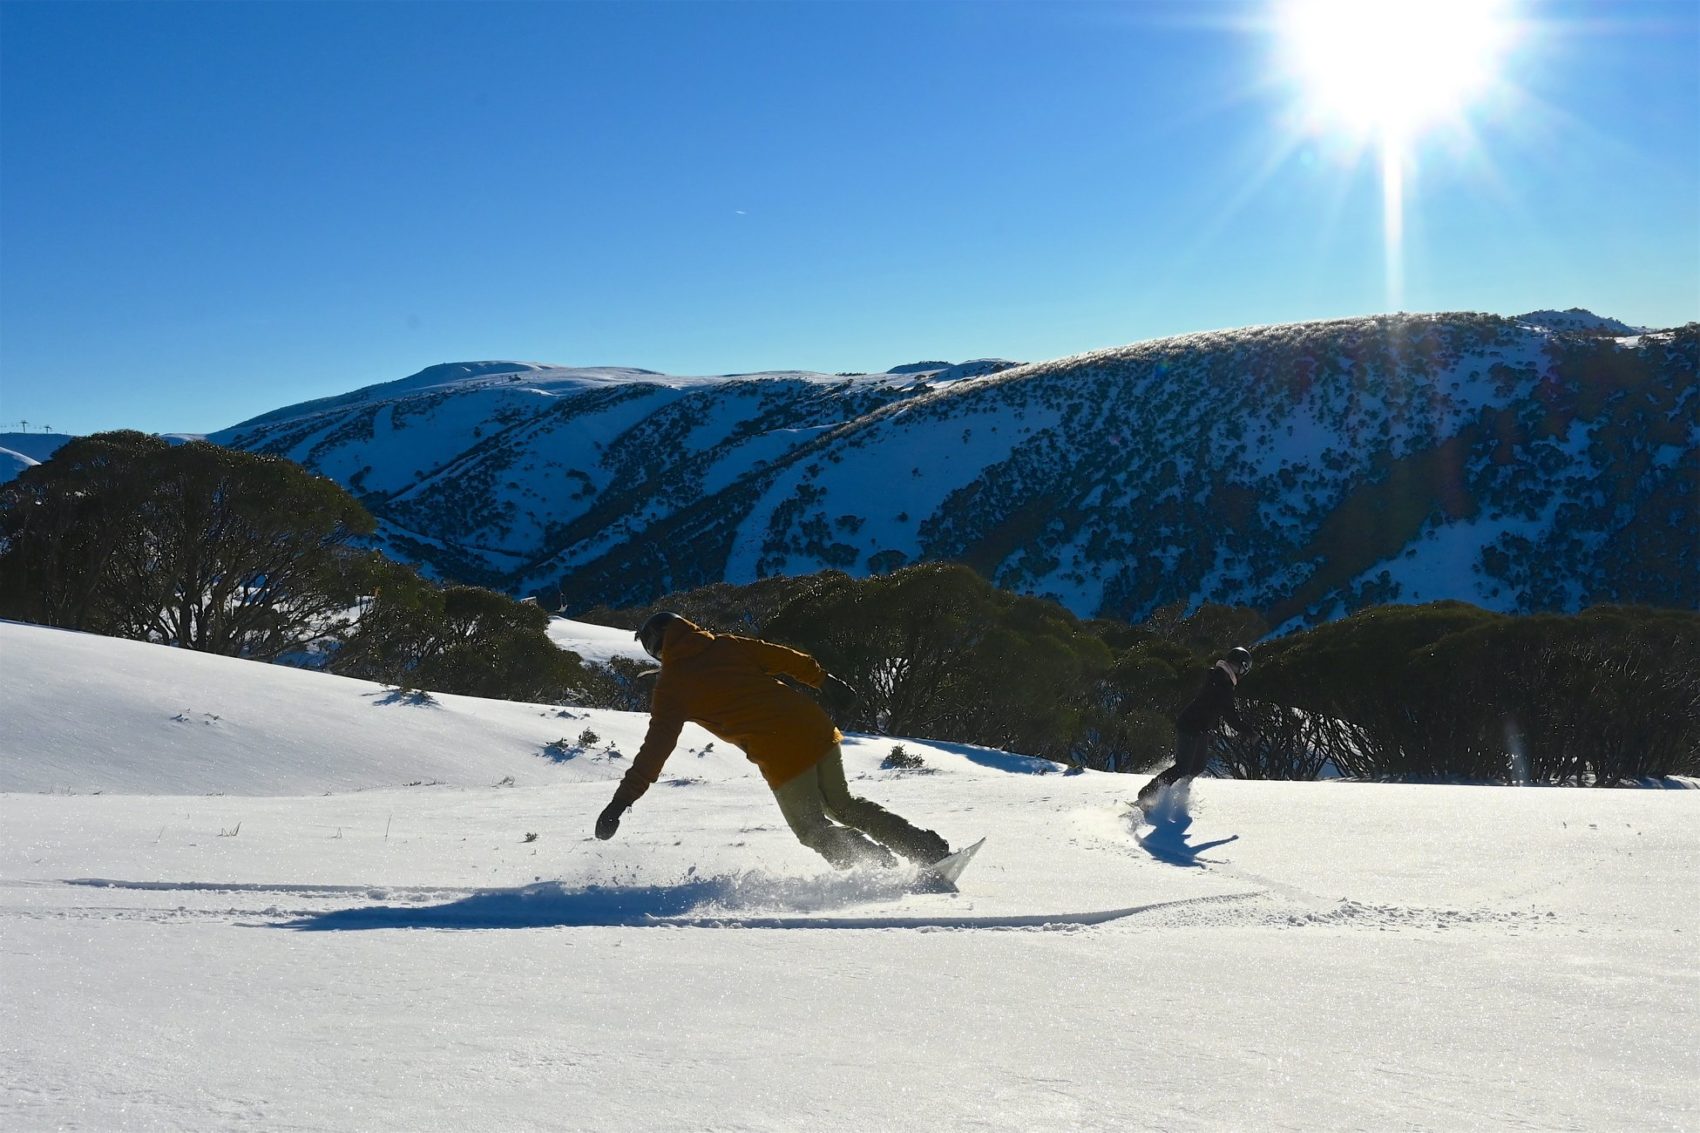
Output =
[
  {"x1": 65, "y1": 875, "x2": 1264, "y2": 932},
  {"x1": 1135, "y1": 801, "x2": 1240, "y2": 868},
  {"x1": 273, "y1": 871, "x2": 1187, "y2": 932},
  {"x1": 366, "y1": 689, "x2": 441, "y2": 708},
  {"x1": 863, "y1": 736, "x2": 1059, "y2": 775}
]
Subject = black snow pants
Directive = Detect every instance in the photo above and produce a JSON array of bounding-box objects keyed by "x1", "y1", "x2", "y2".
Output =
[{"x1": 1137, "y1": 731, "x2": 1209, "y2": 802}]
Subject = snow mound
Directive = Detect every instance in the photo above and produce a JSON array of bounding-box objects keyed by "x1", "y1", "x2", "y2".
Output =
[
  {"x1": 547, "y1": 616, "x2": 651, "y2": 665},
  {"x1": 0, "y1": 620, "x2": 721, "y2": 795}
]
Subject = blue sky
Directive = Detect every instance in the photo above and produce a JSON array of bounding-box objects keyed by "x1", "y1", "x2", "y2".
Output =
[{"x1": 2, "y1": 0, "x2": 1695, "y2": 436}]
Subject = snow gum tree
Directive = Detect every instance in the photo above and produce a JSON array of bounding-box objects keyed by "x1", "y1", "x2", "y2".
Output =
[
  {"x1": 1252, "y1": 602, "x2": 1700, "y2": 782},
  {"x1": 333, "y1": 576, "x2": 587, "y2": 703},
  {"x1": 0, "y1": 431, "x2": 383, "y2": 659}
]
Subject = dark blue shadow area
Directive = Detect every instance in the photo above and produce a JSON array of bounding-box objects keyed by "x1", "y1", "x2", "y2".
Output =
[
  {"x1": 869, "y1": 736, "x2": 1057, "y2": 775},
  {"x1": 1135, "y1": 807, "x2": 1240, "y2": 868},
  {"x1": 286, "y1": 879, "x2": 741, "y2": 930},
  {"x1": 279, "y1": 875, "x2": 1215, "y2": 932},
  {"x1": 366, "y1": 689, "x2": 440, "y2": 708},
  {"x1": 283, "y1": 872, "x2": 924, "y2": 931}
]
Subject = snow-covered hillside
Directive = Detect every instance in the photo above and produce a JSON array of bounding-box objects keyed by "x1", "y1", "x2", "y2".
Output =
[
  {"x1": 202, "y1": 311, "x2": 1696, "y2": 623},
  {"x1": 2, "y1": 620, "x2": 1695, "y2": 1130}
]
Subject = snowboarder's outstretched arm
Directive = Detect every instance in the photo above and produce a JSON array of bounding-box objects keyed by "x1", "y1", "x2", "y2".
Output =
[{"x1": 596, "y1": 710, "x2": 685, "y2": 839}]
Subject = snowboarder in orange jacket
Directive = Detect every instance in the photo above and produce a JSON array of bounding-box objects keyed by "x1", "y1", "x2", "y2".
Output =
[{"x1": 594, "y1": 612, "x2": 950, "y2": 869}]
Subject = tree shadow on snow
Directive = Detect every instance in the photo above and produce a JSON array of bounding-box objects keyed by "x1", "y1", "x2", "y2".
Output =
[
  {"x1": 877, "y1": 737, "x2": 1058, "y2": 775},
  {"x1": 367, "y1": 689, "x2": 441, "y2": 708}
]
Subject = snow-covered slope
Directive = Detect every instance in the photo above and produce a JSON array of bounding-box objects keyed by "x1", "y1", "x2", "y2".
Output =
[
  {"x1": 546, "y1": 615, "x2": 650, "y2": 666},
  {"x1": 207, "y1": 312, "x2": 1696, "y2": 623},
  {"x1": 0, "y1": 619, "x2": 701, "y2": 795},
  {"x1": 2, "y1": 618, "x2": 1696, "y2": 1131},
  {"x1": 0, "y1": 431, "x2": 73, "y2": 467},
  {"x1": 0, "y1": 447, "x2": 36, "y2": 481}
]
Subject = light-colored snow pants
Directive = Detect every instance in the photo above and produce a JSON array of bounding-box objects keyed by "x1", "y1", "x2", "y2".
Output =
[{"x1": 772, "y1": 744, "x2": 947, "y2": 869}]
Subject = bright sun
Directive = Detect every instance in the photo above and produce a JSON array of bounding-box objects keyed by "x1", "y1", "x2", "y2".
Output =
[
  {"x1": 1272, "y1": 0, "x2": 1521, "y2": 308},
  {"x1": 1277, "y1": 0, "x2": 1517, "y2": 146}
]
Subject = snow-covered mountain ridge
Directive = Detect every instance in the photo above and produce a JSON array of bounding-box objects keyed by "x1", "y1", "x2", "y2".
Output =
[{"x1": 187, "y1": 311, "x2": 1696, "y2": 621}]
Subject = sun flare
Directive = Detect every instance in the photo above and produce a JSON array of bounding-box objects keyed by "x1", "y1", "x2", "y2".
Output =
[
  {"x1": 1273, "y1": 0, "x2": 1520, "y2": 307},
  {"x1": 1278, "y1": 0, "x2": 1517, "y2": 145}
]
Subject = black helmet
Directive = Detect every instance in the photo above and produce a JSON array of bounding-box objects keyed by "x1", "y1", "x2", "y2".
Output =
[
  {"x1": 1225, "y1": 646, "x2": 1253, "y2": 677},
  {"x1": 635, "y1": 611, "x2": 685, "y2": 661}
]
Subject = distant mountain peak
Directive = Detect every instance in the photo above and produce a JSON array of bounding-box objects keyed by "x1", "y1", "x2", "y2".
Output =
[
  {"x1": 885, "y1": 359, "x2": 1022, "y2": 382},
  {"x1": 399, "y1": 361, "x2": 548, "y2": 384},
  {"x1": 1513, "y1": 308, "x2": 1643, "y2": 335}
]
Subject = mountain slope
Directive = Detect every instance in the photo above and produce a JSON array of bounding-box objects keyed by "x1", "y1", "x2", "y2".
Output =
[{"x1": 210, "y1": 312, "x2": 1697, "y2": 622}]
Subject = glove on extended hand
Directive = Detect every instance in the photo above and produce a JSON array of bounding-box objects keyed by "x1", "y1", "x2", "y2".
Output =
[{"x1": 595, "y1": 800, "x2": 628, "y2": 840}]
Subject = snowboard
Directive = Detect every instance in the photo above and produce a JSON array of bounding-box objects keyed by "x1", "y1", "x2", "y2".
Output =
[
  {"x1": 1124, "y1": 796, "x2": 1162, "y2": 823},
  {"x1": 912, "y1": 837, "x2": 986, "y2": 893},
  {"x1": 1126, "y1": 782, "x2": 1189, "y2": 822}
]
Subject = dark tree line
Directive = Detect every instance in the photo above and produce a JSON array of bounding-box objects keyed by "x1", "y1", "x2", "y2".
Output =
[
  {"x1": 591, "y1": 570, "x2": 1698, "y2": 784},
  {"x1": 588, "y1": 563, "x2": 1267, "y2": 771},
  {"x1": 1223, "y1": 602, "x2": 1698, "y2": 784},
  {"x1": 0, "y1": 432, "x2": 588, "y2": 702},
  {"x1": 1, "y1": 432, "x2": 378, "y2": 659}
]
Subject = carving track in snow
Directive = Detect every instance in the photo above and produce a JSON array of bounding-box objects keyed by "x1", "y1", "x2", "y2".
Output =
[
  {"x1": 20, "y1": 877, "x2": 1264, "y2": 932},
  {"x1": 24, "y1": 876, "x2": 1555, "y2": 934}
]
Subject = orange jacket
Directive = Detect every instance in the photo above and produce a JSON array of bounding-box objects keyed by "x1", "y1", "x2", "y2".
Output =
[{"x1": 611, "y1": 617, "x2": 840, "y2": 807}]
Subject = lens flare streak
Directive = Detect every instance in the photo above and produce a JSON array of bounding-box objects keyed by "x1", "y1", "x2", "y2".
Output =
[{"x1": 1272, "y1": 0, "x2": 1522, "y2": 308}]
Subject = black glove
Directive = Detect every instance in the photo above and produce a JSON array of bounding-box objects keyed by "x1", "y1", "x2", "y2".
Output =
[
  {"x1": 595, "y1": 800, "x2": 628, "y2": 840},
  {"x1": 823, "y1": 674, "x2": 859, "y2": 713}
]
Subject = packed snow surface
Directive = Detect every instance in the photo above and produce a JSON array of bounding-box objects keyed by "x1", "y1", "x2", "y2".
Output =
[{"x1": 2, "y1": 620, "x2": 1695, "y2": 1131}]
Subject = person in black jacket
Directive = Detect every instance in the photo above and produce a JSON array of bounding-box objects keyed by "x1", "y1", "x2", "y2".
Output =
[{"x1": 1136, "y1": 646, "x2": 1254, "y2": 807}]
